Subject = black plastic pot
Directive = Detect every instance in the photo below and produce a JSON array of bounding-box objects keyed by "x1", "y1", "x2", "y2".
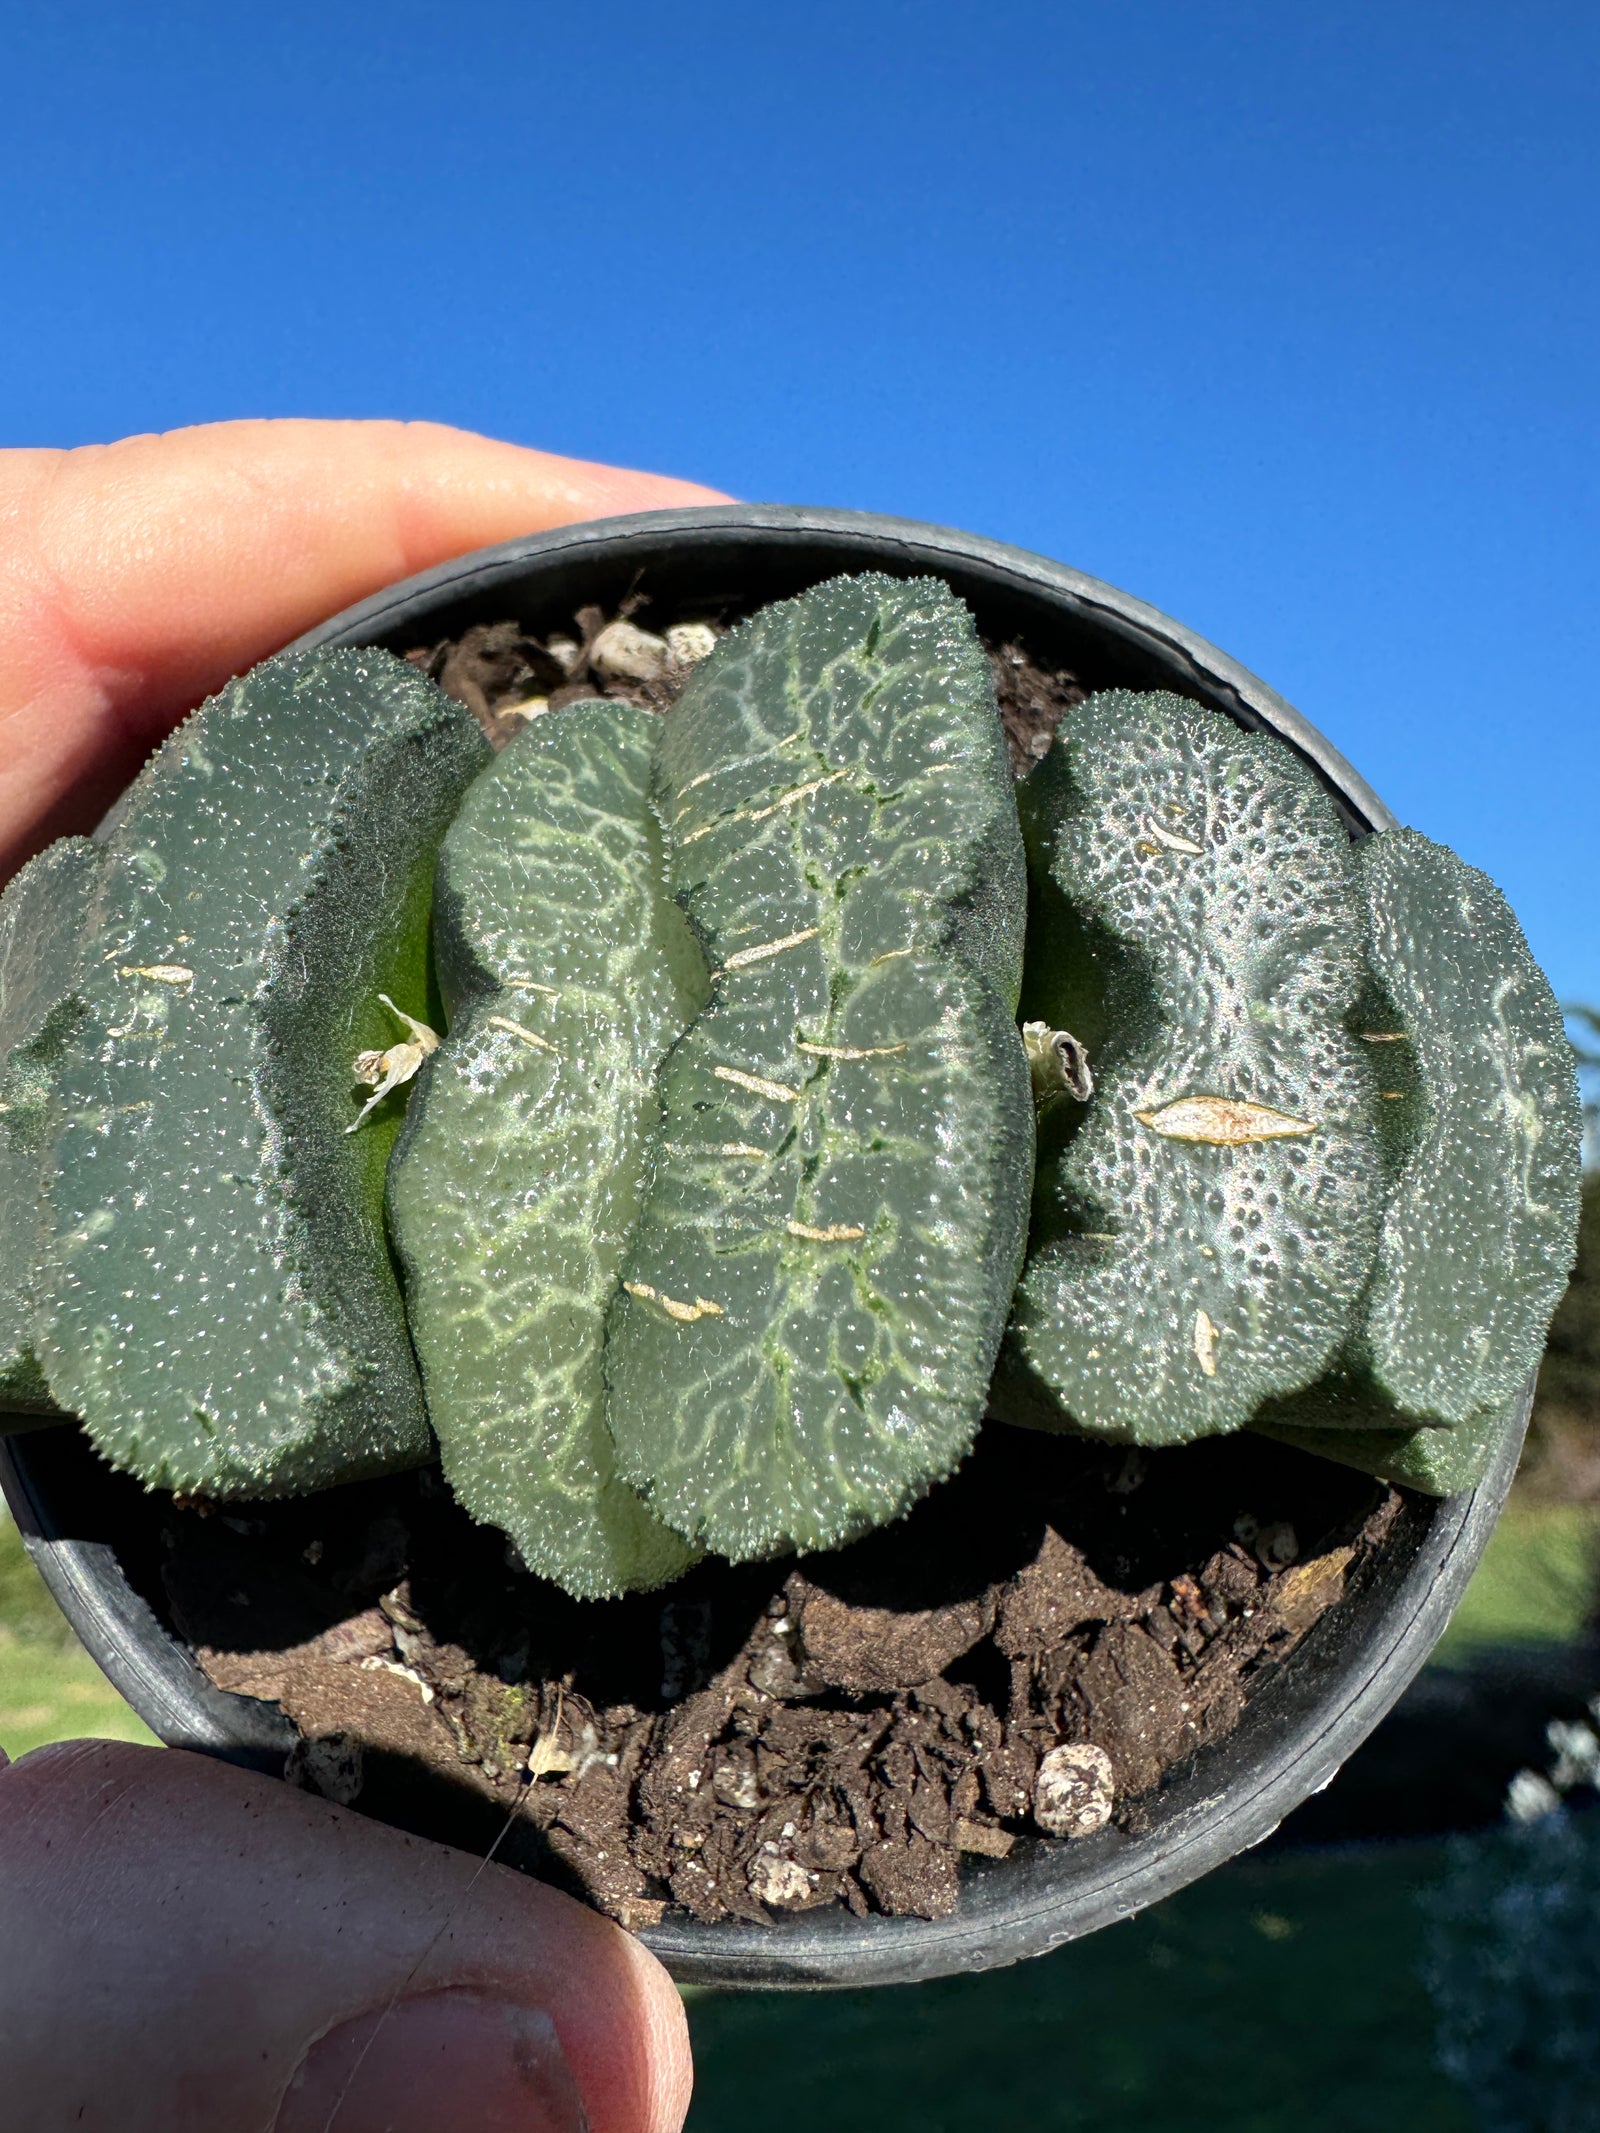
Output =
[{"x1": 0, "y1": 506, "x2": 1528, "y2": 1989}]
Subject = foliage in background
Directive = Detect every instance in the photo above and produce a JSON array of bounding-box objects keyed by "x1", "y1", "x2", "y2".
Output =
[
  {"x1": 0, "y1": 1504, "x2": 155, "y2": 1757},
  {"x1": 683, "y1": 1841, "x2": 1473, "y2": 2133},
  {"x1": 1568, "y1": 1007, "x2": 1600, "y2": 1169},
  {"x1": 0, "y1": 1502, "x2": 70, "y2": 1647},
  {"x1": 1523, "y1": 1173, "x2": 1600, "y2": 1503},
  {"x1": 1422, "y1": 1812, "x2": 1600, "y2": 2133}
]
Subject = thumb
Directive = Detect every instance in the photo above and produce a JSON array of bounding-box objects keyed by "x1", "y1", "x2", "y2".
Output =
[
  {"x1": 0, "y1": 1739, "x2": 692, "y2": 2133},
  {"x1": 0, "y1": 417, "x2": 728, "y2": 873}
]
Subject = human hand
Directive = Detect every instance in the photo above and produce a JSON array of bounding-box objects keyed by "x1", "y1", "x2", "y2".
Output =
[
  {"x1": 0, "y1": 417, "x2": 725, "y2": 876},
  {"x1": 0, "y1": 417, "x2": 722, "y2": 2130},
  {"x1": 0, "y1": 1739, "x2": 692, "y2": 2132}
]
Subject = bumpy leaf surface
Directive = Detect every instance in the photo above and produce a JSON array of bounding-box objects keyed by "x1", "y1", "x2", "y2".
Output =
[
  {"x1": 0, "y1": 839, "x2": 102, "y2": 1413},
  {"x1": 1354, "y1": 828, "x2": 1582, "y2": 1424},
  {"x1": 605, "y1": 573, "x2": 1033, "y2": 1560},
  {"x1": 387, "y1": 702, "x2": 705, "y2": 1597},
  {"x1": 1006, "y1": 691, "x2": 1385, "y2": 1443},
  {"x1": 1256, "y1": 1387, "x2": 1520, "y2": 1497},
  {"x1": 37, "y1": 651, "x2": 488, "y2": 1495}
]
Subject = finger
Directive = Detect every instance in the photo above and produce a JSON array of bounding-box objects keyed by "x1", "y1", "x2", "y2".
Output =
[
  {"x1": 0, "y1": 1738, "x2": 692, "y2": 2133},
  {"x1": 0, "y1": 418, "x2": 729, "y2": 872}
]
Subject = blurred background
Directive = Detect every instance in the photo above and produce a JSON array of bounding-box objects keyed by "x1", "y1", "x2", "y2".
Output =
[{"x1": 2, "y1": 2, "x2": 1597, "y2": 2126}]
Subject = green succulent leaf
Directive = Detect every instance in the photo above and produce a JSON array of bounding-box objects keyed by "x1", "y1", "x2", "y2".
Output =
[
  {"x1": 1004, "y1": 691, "x2": 1385, "y2": 1445},
  {"x1": 387, "y1": 701, "x2": 705, "y2": 1599},
  {"x1": 1352, "y1": 827, "x2": 1582, "y2": 1424},
  {"x1": 1255, "y1": 1385, "x2": 1522, "y2": 1498},
  {"x1": 36, "y1": 650, "x2": 489, "y2": 1496},
  {"x1": 605, "y1": 573, "x2": 1033, "y2": 1560},
  {"x1": 0, "y1": 838, "x2": 103, "y2": 1417}
]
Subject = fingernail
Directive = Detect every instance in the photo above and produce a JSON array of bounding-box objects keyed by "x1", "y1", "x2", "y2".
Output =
[{"x1": 276, "y1": 1987, "x2": 587, "y2": 2133}]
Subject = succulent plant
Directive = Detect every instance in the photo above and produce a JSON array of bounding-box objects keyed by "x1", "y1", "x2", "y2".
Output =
[
  {"x1": 0, "y1": 837, "x2": 104, "y2": 1411},
  {"x1": 1251, "y1": 828, "x2": 1581, "y2": 1490},
  {"x1": 1355, "y1": 829, "x2": 1581, "y2": 1421},
  {"x1": 1257, "y1": 1384, "x2": 1521, "y2": 1496},
  {"x1": 604, "y1": 574, "x2": 1033, "y2": 1559},
  {"x1": 387, "y1": 699, "x2": 706, "y2": 1598},
  {"x1": 0, "y1": 569, "x2": 1578, "y2": 1602},
  {"x1": 999, "y1": 691, "x2": 1579, "y2": 1493},
  {"x1": 1002, "y1": 690, "x2": 1386, "y2": 1444},
  {"x1": 32, "y1": 650, "x2": 488, "y2": 1496}
]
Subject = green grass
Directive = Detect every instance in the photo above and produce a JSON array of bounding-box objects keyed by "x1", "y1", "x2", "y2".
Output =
[
  {"x1": 0, "y1": 1627, "x2": 156, "y2": 1759},
  {"x1": 0, "y1": 1505, "x2": 156, "y2": 1761},
  {"x1": 1433, "y1": 1499, "x2": 1600, "y2": 1661}
]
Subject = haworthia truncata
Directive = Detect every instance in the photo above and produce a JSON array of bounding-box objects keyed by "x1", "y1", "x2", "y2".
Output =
[
  {"x1": 387, "y1": 701, "x2": 706, "y2": 1597},
  {"x1": 36, "y1": 650, "x2": 489, "y2": 1495},
  {"x1": 605, "y1": 574, "x2": 1033, "y2": 1561}
]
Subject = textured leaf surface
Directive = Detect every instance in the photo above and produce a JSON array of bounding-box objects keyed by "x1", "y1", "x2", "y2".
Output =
[
  {"x1": 606, "y1": 574, "x2": 1032, "y2": 1559},
  {"x1": 1006, "y1": 691, "x2": 1385, "y2": 1444},
  {"x1": 37, "y1": 651, "x2": 488, "y2": 1495},
  {"x1": 387, "y1": 702, "x2": 704, "y2": 1598},
  {"x1": 0, "y1": 839, "x2": 102, "y2": 1413},
  {"x1": 1355, "y1": 828, "x2": 1582, "y2": 1424},
  {"x1": 1255, "y1": 1389, "x2": 1520, "y2": 1497}
]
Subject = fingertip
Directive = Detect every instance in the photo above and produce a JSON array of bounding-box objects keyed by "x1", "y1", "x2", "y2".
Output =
[
  {"x1": 613, "y1": 1926, "x2": 694, "y2": 2133},
  {"x1": 0, "y1": 1740, "x2": 689, "y2": 2133},
  {"x1": 0, "y1": 416, "x2": 732, "y2": 871}
]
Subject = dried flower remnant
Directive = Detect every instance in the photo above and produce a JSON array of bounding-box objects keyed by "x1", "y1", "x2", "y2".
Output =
[
  {"x1": 1023, "y1": 1020, "x2": 1094, "y2": 1106},
  {"x1": 347, "y1": 996, "x2": 441, "y2": 1133}
]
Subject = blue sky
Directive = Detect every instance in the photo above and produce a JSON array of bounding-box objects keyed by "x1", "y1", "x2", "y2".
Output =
[{"x1": 2, "y1": 0, "x2": 1595, "y2": 1019}]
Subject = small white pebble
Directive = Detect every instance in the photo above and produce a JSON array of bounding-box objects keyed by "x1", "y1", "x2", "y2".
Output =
[
  {"x1": 665, "y1": 621, "x2": 718, "y2": 666},
  {"x1": 747, "y1": 1852, "x2": 813, "y2": 1906},
  {"x1": 545, "y1": 634, "x2": 584, "y2": 675},
  {"x1": 591, "y1": 619, "x2": 670, "y2": 682},
  {"x1": 1033, "y1": 1742, "x2": 1116, "y2": 1838},
  {"x1": 712, "y1": 1763, "x2": 761, "y2": 1810},
  {"x1": 1255, "y1": 1520, "x2": 1299, "y2": 1569}
]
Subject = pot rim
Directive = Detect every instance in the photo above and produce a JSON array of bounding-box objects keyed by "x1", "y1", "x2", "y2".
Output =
[{"x1": 2, "y1": 504, "x2": 1517, "y2": 1990}]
